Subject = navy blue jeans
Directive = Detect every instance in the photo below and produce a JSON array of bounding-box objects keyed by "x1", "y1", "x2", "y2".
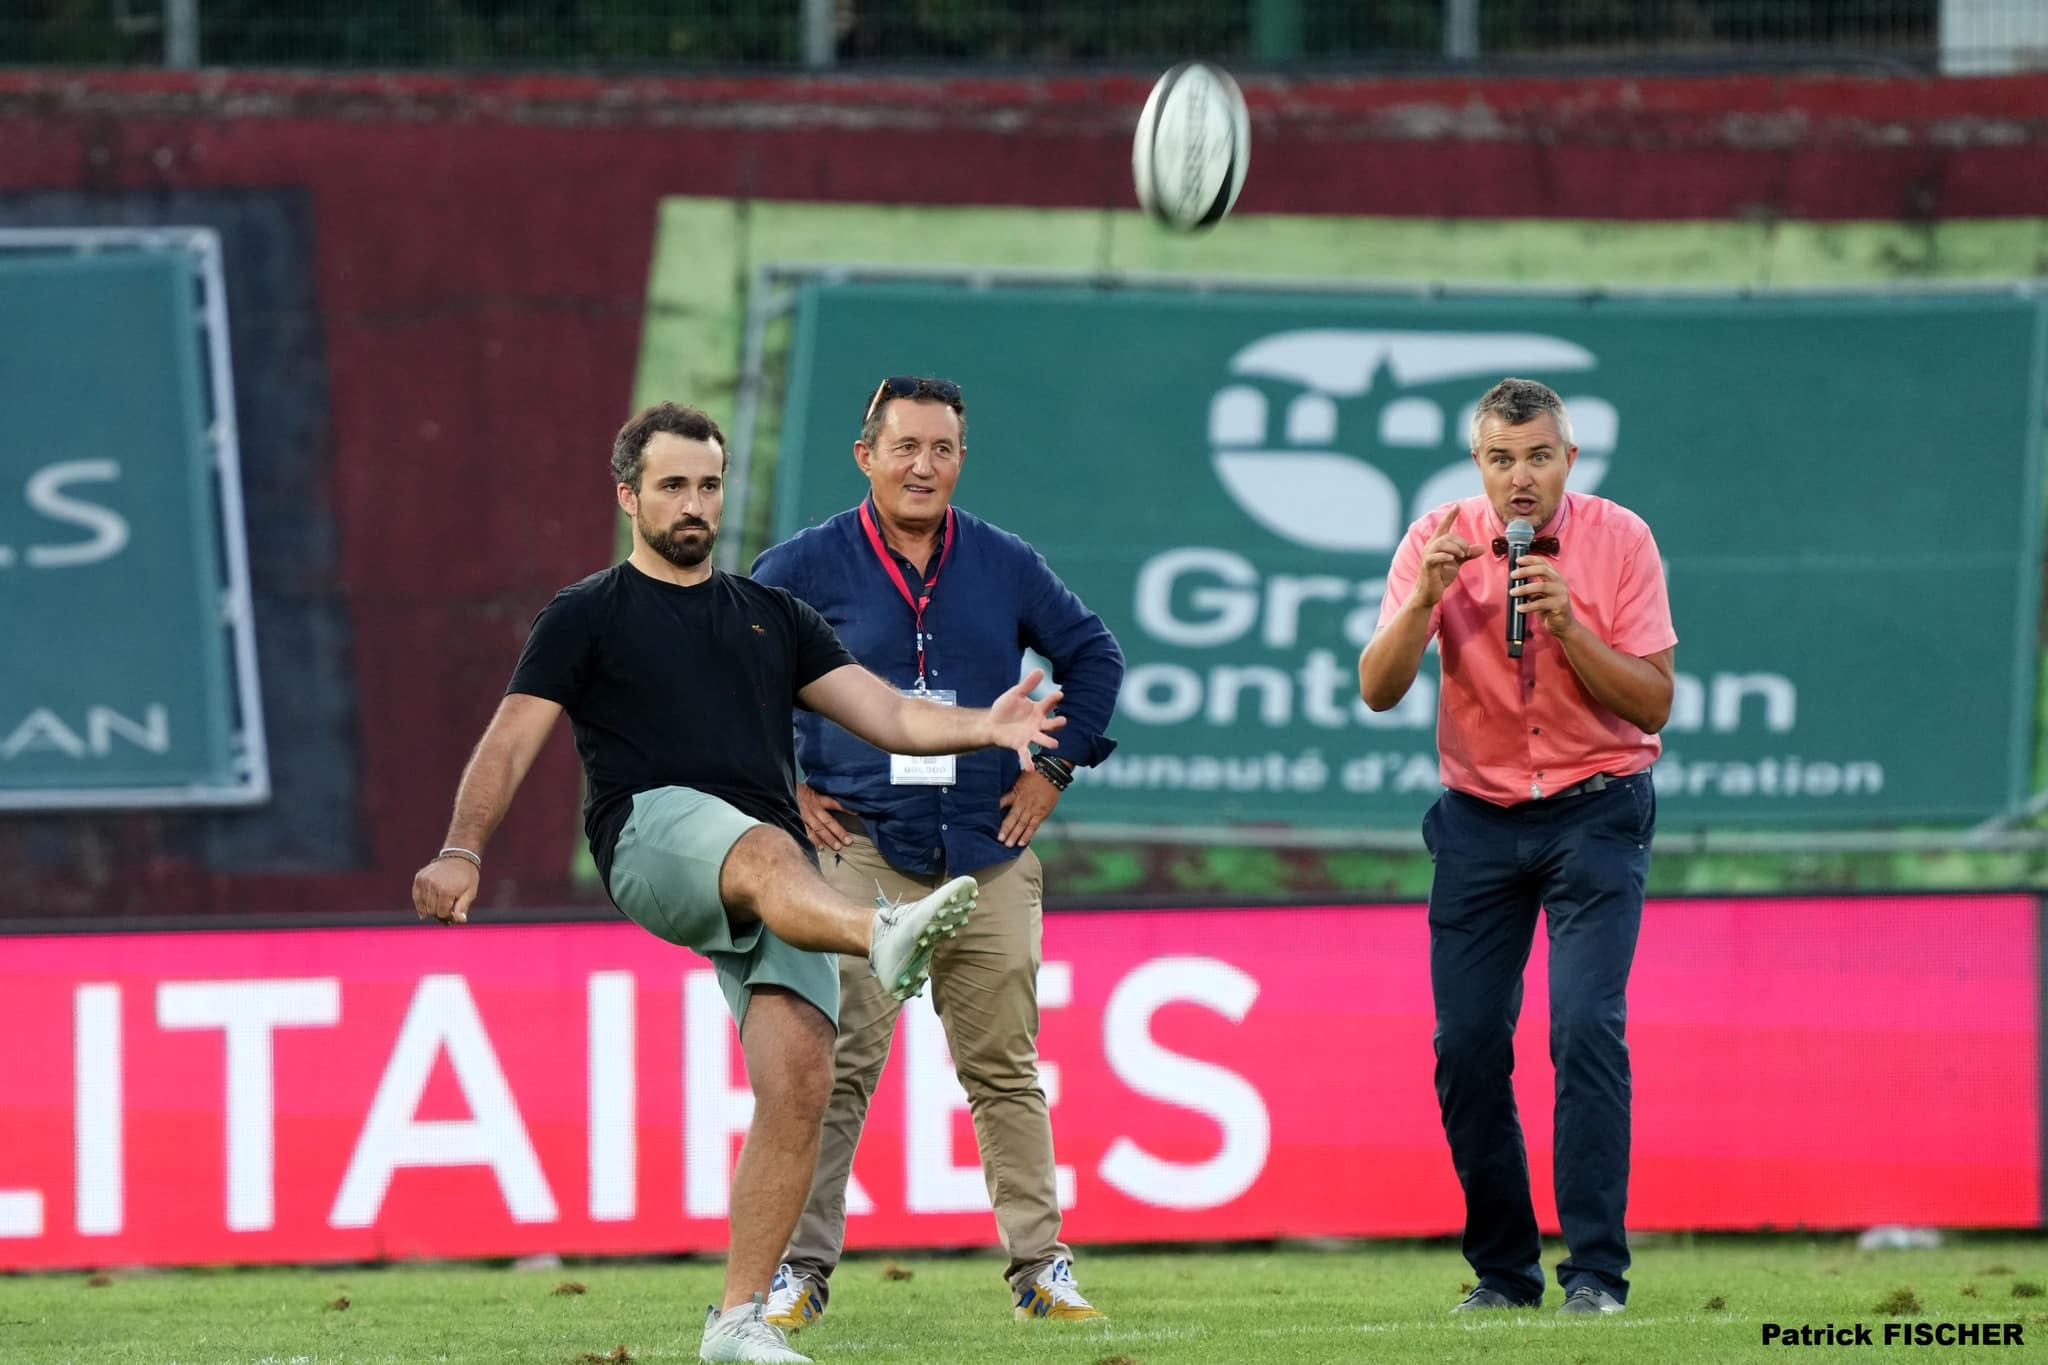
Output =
[{"x1": 1422, "y1": 771, "x2": 1653, "y2": 1305}]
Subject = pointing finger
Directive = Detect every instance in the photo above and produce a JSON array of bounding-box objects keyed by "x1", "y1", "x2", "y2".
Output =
[{"x1": 1433, "y1": 507, "x2": 1459, "y2": 540}]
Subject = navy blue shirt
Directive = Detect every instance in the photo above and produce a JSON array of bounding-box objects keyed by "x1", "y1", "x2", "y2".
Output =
[{"x1": 752, "y1": 501, "x2": 1123, "y2": 877}]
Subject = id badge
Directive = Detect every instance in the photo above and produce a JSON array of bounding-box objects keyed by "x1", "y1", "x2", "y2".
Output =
[{"x1": 891, "y1": 688, "x2": 957, "y2": 786}]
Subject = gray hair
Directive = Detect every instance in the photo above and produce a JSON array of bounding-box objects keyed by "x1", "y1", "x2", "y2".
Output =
[{"x1": 1468, "y1": 377, "x2": 1575, "y2": 451}]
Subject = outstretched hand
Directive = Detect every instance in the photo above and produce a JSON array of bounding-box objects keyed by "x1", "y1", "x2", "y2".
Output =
[
  {"x1": 1414, "y1": 506, "x2": 1482, "y2": 608},
  {"x1": 988, "y1": 668, "x2": 1066, "y2": 770}
]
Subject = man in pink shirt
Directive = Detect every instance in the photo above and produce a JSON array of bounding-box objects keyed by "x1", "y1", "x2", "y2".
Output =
[{"x1": 1359, "y1": 378, "x2": 1676, "y2": 1318}]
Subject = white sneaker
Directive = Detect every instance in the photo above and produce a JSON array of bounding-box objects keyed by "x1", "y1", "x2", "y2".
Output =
[
  {"x1": 700, "y1": 1295, "x2": 811, "y2": 1363},
  {"x1": 1014, "y1": 1257, "x2": 1107, "y2": 1321},
  {"x1": 762, "y1": 1263, "x2": 825, "y2": 1331},
  {"x1": 868, "y1": 874, "x2": 976, "y2": 1001}
]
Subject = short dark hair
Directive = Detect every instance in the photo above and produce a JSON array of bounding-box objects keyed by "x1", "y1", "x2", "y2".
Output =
[
  {"x1": 860, "y1": 377, "x2": 967, "y2": 449},
  {"x1": 1469, "y1": 378, "x2": 1575, "y2": 450},
  {"x1": 611, "y1": 402, "x2": 727, "y2": 489}
]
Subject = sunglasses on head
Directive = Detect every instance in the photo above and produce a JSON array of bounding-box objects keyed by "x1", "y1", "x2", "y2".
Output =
[{"x1": 863, "y1": 375, "x2": 964, "y2": 426}]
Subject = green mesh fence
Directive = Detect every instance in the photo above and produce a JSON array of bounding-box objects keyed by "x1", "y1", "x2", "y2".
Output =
[{"x1": 5, "y1": 0, "x2": 2026, "y2": 72}]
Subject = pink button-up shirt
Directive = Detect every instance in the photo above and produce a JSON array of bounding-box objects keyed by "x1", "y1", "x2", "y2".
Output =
[{"x1": 1377, "y1": 491, "x2": 1677, "y2": 807}]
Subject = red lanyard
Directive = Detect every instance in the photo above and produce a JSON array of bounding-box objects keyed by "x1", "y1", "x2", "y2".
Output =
[{"x1": 857, "y1": 499, "x2": 955, "y2": 689}]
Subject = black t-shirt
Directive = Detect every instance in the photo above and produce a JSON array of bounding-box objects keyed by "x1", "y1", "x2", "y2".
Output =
[{"x1": 507, "y1": 562, "x2": 857, "y2": 886}]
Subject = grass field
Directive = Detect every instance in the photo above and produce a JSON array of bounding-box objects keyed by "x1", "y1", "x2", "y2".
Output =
[{"x1": 5, "y1": 1235, "x2": 2046, "y2": 1365}]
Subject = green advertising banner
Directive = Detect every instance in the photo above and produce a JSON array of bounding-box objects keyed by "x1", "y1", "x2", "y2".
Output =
[
  {"x1": 775, "y1": 278, "x2": 2043, "y2": 834},
  {"x1": 0, "y1": 235, "x2": 267, "y2": 808}
]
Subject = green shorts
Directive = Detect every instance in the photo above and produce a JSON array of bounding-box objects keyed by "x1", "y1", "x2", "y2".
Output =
[{"x1": 605, "y1": 786, "x2": 840, "y2": 1032}]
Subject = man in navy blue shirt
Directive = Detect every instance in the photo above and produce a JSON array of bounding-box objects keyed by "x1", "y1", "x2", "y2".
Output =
[{"x1": 752, "y1": 375, "x2": 1123, "y2": 1328}]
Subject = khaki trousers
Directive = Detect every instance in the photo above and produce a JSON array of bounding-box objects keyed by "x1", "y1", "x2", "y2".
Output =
[{"x1": 783, "y1": 832, "x2": 1069, "y2": 1295}]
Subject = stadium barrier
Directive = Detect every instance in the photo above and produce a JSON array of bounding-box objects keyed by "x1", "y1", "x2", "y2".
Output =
[{"x1": 0, "y1": 894, "x2": 2030, "y2": 1270}]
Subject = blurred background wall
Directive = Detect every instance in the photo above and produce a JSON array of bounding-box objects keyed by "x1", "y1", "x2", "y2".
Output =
[{"x1": 4, "y1": 3, "x2": 2048, "y2": 921}]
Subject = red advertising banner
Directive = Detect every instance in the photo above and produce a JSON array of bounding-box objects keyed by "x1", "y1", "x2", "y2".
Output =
[{"x1": 0, "y1": 896, "x2": 2032, "y2": 1270}]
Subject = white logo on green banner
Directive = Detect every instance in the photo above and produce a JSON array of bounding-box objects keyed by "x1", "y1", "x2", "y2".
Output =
[{"x1": 1209, "y1": 329, "x2": 1609, "y2": 551}]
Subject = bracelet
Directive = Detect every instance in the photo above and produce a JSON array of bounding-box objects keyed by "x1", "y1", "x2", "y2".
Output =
[
  {"x1": 436, "y1": 846, "x2": 483, "y2": 870},
  {"x1": 1032, "y1": 753, "x2": 1073, "y2": 791}
]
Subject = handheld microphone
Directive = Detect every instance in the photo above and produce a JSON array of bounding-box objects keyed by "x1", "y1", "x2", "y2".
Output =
[{"x1": 1504, "y1": 518, "x2": 1534, "y2": 658}]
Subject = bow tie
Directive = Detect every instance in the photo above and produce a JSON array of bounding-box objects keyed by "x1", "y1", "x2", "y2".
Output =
[{"x1": 1493, "y1": 535, "x2": 1559, "y2": 557}]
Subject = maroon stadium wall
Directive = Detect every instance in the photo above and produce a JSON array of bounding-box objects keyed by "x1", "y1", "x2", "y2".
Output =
[{"x1": 2, "y1": 69, "x2": 2045, "y2": 918}]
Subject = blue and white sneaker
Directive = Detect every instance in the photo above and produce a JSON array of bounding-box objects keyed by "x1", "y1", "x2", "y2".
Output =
[
  {"x1": 762, "y1": 1263, "x2": 825, "y2": 1332},
  {"x1": 1014, "y1": 1258, "x2": 1106, "y2": 1321}
]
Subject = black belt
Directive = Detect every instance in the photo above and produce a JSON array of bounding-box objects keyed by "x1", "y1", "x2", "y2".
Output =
[{"x1": 1549, "y1": 772, "x2": 1616, "y2": 801}]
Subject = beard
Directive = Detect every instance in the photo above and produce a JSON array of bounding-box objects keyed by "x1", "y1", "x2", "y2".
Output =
[{"x1": 642, "y1": 514, "x2": 716, "y2": 569}]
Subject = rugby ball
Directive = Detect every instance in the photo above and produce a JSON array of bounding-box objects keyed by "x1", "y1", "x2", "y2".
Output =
[{"x1": 1133, "y1": 61, "x2": 1250, "y2": 232}]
